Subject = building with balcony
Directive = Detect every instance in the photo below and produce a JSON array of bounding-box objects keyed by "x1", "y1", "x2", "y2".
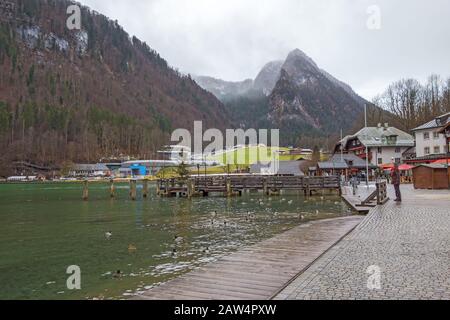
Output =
[
  {"x1": 410, "y1": 112, "x2": 450, "y2": 163},
  {"x1": 335, "y1": 124, "x2": 415, "y2": 166}
]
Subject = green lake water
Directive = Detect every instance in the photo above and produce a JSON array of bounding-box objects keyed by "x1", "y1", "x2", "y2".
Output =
[{"x1": 0, "y1": 182, "x2": 352, "y2": 300}]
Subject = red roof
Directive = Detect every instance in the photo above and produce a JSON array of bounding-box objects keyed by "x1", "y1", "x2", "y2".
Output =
[{"x1": 432, "y1": 158, "x2": 450, "y2": 164}]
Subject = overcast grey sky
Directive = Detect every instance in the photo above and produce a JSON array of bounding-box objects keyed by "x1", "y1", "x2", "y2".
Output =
[{"x1": 80, "y1": 0, "x2": 450, "y2": 100}]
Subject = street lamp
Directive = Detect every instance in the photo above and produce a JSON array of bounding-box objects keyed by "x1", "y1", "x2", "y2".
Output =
[{"x1": 364, "y1": 104, "x2": 370, "y2": 189}]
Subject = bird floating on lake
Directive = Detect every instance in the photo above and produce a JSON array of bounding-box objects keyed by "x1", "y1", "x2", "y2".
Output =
[
  {"x1": 105, "y1": 232, "x2": 112, "y2": 240},
  {"x1": 174, "y1": 236, "x2": 184, "y2": 243},
  {"x1": 128, "y1": 244, "x2": 137, "y2": 252},
  {"x1": 288, "y1": 200, "x2": 293, "y2": 205}
]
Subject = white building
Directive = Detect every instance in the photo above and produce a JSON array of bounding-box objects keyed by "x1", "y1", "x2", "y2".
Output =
[
  {"x1": 336, "y1": 124, "x2": 415, "y2": 166},
  {"x1": 412, "y1": 112, "x2": 450, "y2": 159},
  {"x1": 68, "y1": 164, "x2": 111, "y2": 177}
]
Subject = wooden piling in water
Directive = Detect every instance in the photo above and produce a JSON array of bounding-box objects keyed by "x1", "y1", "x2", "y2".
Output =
[
  {"x1": 110, "y1": 179, "x2": 115, "y2": 198},
  {"x1": 143, "y1": 179, "x2": 149, "y2": 198},
  {"x1": 263, "y1": 178, "x2": 268, "y2": 196},
  {"x1": 226, "y1": 178, "x2": 232, "y2": 197},
  {"x1": 82, "y1": 180, "x2": 89, "y2": 201},
  {"x1": 130, "y1": 179, "x2": 137, "y2": 201},
  {"x1": 187, "y1": 179, "x2": 194, "y2": 198}
]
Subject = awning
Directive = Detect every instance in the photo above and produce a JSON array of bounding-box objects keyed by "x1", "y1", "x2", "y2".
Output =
[
  {"x1": 380, "y1": 163, "x2": 395, "y2": 170},
  {"x1": 399, "y1": 164, "x2": 414, "y2": 171}
]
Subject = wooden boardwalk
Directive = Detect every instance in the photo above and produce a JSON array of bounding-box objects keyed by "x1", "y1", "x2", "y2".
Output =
[
  {"x1": 341, "y1": 182, "x2": 389, "y2": 215},
  {"x1": 134, "y1": 216, "x2": 363, "y2": 300},
  {"x1": 157, "y1": 175, "x2": 341, "y2": 198}
]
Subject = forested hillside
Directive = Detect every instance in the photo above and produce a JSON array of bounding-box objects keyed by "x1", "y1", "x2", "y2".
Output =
[{"x1": 0, "y1": 0, "x2": 230, "y2": 175}]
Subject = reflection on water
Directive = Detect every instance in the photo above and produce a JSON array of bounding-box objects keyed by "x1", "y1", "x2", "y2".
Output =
[{"x1": 0, "y1": 183, "x2": 351, "y2": 300}]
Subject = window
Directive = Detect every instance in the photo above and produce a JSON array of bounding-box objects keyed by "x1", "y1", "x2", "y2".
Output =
[
  {"x1": 433, "y1": 132, "x2": 440, "y2": 139},
  {"x1": 395, "y1": 158, "x2": 401, "y2": 164},
  {"x1": 378, "y1": 158, "x2": 383, "y2": 165},
  {"x1": 377, "y1": 147, "x2": 382, "y2": 154},
  {"x1": 423, "y1": 132, "x2": 430, "y2": 140},
  {"x1": 424, "y1": 147, "x2": 430, "y2": 155},
  {"x1": 434, "y1": 146, "x2": 441, "y2": 154},
  {"x1": 395, "y1": 147, "x2": 401, "y2": 153}
]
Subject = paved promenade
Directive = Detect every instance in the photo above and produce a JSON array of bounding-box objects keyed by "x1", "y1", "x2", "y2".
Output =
[
  {"x1": 134, "y1": 216, "x2": 362, "y2": 300},
  {"x1": 275, "y1": 185, "x2": 450, "y2": 300}
]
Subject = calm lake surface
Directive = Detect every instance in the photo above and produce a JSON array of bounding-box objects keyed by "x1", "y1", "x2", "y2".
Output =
[{"x1": 0, "y1": 182, "x2": 352, "y2": 300}]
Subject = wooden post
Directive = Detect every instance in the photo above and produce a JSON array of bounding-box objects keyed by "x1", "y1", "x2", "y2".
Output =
[
  {"x1": 110, "y1": 179, "x2": 115, "y2": 198},
  {"x1": 82, "y1": 180, "x2": 89, "y2": 201},
  {"x1": 156, "y1": 180, "x2": 160, "y2": 196},
  {"x1": 226, "y1": 178, "x2": 232, "y2": 197},
  {"x1": 130, "y1": 179, "x2": 137, "y2": 201},
  {"x1": 165, "y1": 180, "x2": 169, "y2": 196},
  {"x1": 143, "y1": 179, "x2": 149, "y2": 198},
  {"x1": 305, "y1": 177, "x2": 310, "y2": 198},
  {"x1": 263, "y1": 178, "x2": 268, "y2": 196},
  {"x1": 187, "y1": 179, "x2": 193, "y2": 198}
]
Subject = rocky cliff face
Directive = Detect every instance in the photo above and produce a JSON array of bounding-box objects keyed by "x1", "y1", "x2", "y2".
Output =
[{"x1": 268, "y1": 49, "x2": 365, "y2": 138}]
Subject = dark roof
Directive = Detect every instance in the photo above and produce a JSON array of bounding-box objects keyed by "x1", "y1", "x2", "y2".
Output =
[
  {"x1": 329, "y1": 153, "x2": 377, "y2": 169},
  {"x1": 318, "y1": 161, "x2": 348, "y2": 170},
  {"x1": 402, "y1": 147, "x2": 416, "y2": 156},
  {"x1": 412, "y1": 112, "x2": 450, "y2": 131},
  {"x1": 72, "y1": 164, "x2": 109, "y2": 171},
  {"x1": 406, "y1": 154, "x2": 449, "y2": 162}
]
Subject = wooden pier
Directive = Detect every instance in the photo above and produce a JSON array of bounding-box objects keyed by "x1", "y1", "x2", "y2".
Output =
[
  {"x1": 341, "y1": 181, "x2": 389, "y2": 214},
  {"x1": 157, "y1": 175, "x2": 341, "y2": 198},
  {"x1": 134, "y1": 216, "x2": 363, "y2": 300}
]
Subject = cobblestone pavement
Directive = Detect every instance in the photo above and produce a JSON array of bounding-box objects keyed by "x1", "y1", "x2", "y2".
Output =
[{"x1": 275, "y1": 185, "x2": 450, "y2": 300}]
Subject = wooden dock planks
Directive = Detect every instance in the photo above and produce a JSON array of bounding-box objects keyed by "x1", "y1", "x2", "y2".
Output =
[
  {"x1": 341, "y1": 194, "x2": 373, "y2": 214},
  {"x1": 157, "y1": 175, "x2": 341, "y2": 197},
  {"x1": 134, "y1": 216, "x2": 363, "y2": 300}
]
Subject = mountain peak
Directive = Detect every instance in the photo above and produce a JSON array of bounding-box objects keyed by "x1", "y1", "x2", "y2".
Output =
[
  {"x1": 285, "y1": 49, "x2": 318, "y2": 68},
  {"x1": 254, "y1": 60, "x2": 284, "y2": 95}
]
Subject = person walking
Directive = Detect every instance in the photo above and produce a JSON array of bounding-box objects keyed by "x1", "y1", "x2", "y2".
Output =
[{"x1": 390, "y1": 162, "x2": 402, "y2": 202}]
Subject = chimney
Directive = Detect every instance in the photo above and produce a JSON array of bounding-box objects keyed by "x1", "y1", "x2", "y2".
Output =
[
  {"x1": 384, "y1": 123, "x2": 389, "y2": 131},
  {"x1": 377, "y1": 123, "x2": 382, "y2": 129}
]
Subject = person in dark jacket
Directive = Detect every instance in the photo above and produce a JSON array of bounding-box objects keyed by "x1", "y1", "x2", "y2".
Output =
[{"x1": 390, "y1": 163, "x2": 402, "y2": 202}]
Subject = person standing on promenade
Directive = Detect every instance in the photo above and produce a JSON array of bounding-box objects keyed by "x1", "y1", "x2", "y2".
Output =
[{"x1": 390, "y1": 162, "x2": 402, "y2": 202}]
